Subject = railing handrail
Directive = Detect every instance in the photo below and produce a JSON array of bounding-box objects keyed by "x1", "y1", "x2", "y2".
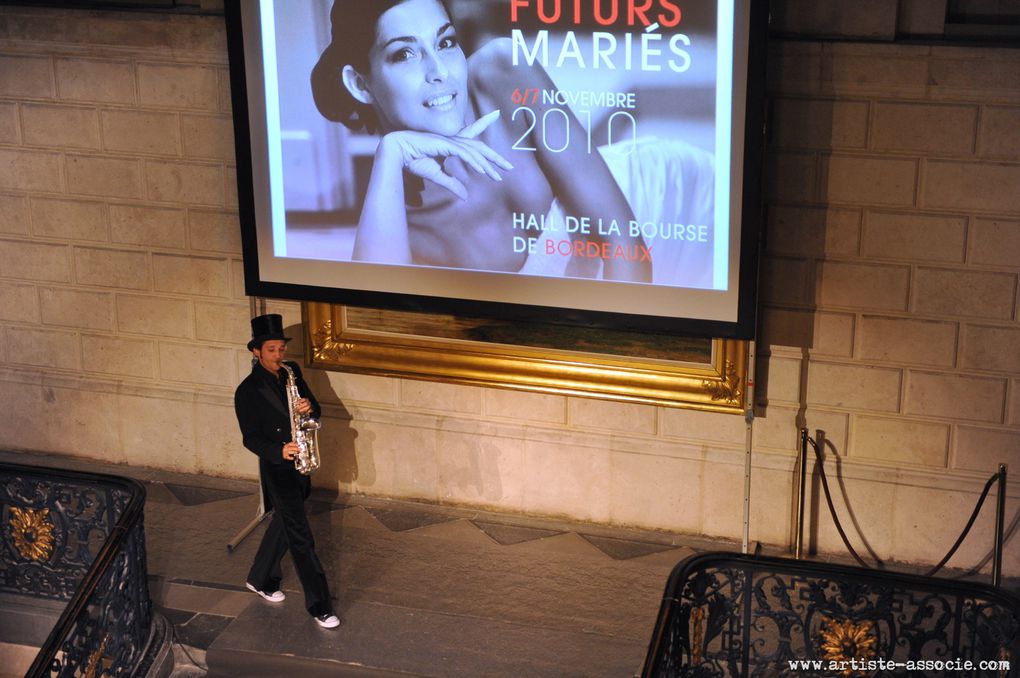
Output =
[
  {"x1": 0, "y1": 461, "x2": 148, "y2": 678},
  {"x1": 642, "y1": 551, "x2": 1020, "y2": 677}
]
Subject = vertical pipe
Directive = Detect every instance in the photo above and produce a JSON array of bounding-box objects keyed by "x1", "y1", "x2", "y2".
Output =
[
  {"x1": 794, "y1": 429, "x2": 808, "y2": 560},
  {"x1": 741, "y1": 340, "x2": 756, "y2": 555},
  {"x1": 992, "y1": 464, "x2": 1007, "y2": 588}
]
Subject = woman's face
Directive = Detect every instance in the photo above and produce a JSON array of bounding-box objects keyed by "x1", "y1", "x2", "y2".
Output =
[{"x1": 362, "y1": 0, "x2": 468, "y2": 135}]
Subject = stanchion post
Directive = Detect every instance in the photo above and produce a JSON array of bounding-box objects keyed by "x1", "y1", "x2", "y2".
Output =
[
  {"x1": 992, "y1": 463, "x2": 1007, "y2": 588},
  {"x1": 794, "y1": 429, "x2": 808, "y2": 560}
]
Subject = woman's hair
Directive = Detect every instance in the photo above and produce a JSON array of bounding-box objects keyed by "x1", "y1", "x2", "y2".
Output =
[{"x1": 311, "y1": 0, "x2": 452, "y2": 134}]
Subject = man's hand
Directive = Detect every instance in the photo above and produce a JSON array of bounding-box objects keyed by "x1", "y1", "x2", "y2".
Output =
[
  {"x1": 294, "y1": 398, "x2": 312, "y2": 416},
  {"x1": 282, "y1": 442, "x2": 300, "y2": 462}
]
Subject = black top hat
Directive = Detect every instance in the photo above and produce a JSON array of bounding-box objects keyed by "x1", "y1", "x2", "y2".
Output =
[{"x1": 247, "y1": 314, "x2": 292, "y2": 351}]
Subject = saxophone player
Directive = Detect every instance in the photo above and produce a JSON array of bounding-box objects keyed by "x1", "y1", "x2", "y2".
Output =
[{"x1": 234, "y1": 314, "x2": 340, "y2": 629}]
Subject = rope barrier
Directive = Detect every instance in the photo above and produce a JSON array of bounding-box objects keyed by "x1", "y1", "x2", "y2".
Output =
[{"x1": 803, "y1": 433, "x2": 1002, "y2": 576}]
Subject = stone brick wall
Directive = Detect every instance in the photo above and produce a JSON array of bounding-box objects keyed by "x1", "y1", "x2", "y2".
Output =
[{"x1": 0, "y1": 6, "x2": 1016, "y2": 572}]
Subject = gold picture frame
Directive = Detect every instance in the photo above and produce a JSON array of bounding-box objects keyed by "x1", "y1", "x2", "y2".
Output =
[{"x1": 304, "y1": 301, "x2": 748, "y2": 413}]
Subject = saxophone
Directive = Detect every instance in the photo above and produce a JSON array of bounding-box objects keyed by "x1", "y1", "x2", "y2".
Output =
[{"x1": 282, "y1": 363, "x2": 321, "y2": 475}]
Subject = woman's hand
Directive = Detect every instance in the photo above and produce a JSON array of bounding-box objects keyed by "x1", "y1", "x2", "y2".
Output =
[{"x1": 377, "y1": 110, "x2": 513, "y2": 200}]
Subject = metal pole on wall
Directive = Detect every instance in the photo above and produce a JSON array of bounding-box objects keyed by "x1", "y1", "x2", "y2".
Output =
[
  {"x1": 794, "y1": 429, "x2": 808, "y2": 560},
  {"x1": 741, "y1": 340, "x2": 756, "y2": 554},
  {"x1": 992, "y1": 463, "x2": 1007, "y2": 588}
]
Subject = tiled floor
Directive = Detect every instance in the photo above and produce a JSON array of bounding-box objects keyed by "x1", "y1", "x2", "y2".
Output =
[{"x1": 2, "y1": 450, "x2": 1014, "y2": 677}]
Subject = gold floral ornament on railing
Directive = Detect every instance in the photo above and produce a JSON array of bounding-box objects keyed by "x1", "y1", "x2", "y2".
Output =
[
  {"x1": 9, "y1": 506, "x2": 56, "y2": 561},
  {"x1": 83, "y1": 633, "x2": 111, "y2": 678},
  {"x1": 818, "y1": 617, "x2": 877, "y2": 675}
]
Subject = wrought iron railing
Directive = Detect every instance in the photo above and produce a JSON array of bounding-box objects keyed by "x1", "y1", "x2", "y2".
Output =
[
  {"x1": 642, "y1": 552, "x2": 1020, "y2": 677},
  {"x1": 0, "y1": 461, "x2": 157, "y2": 677}
]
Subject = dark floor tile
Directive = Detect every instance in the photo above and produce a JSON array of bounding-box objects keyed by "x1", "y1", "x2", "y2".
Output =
[
  {"x1": 175, "y1": 612, "x2": 234, "y2": 650},
  {"x1": 581, "y1": 534, "x2": 679, "y2": 560},
  {"x1": 155, "y1": 605, "x2": 196, "y2": 627},
  {"x1": 165, "y1": 484, "x2": 254, "y2": 507},
  {"x1": 363, "y1": 507, "x2": 458, "y2": 532},
  {"x1": 306, "y1": 499, "x2": 342, "y2": 516},
  {"x1": 471, "y1": 521, "x2": 563, "y2": 546},
  {"x1": 143, "y1": 481, "x2": 182, "y2": 505}
]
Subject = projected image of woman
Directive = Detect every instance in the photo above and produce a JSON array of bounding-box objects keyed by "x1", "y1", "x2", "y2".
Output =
[{"x1": 311, "y1": 0, "x2": 714, "y2": 286}]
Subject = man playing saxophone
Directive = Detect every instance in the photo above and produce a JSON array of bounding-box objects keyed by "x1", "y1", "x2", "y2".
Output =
[{"x1": 233, "y1": 314, "x2": 340, "y2": 629}]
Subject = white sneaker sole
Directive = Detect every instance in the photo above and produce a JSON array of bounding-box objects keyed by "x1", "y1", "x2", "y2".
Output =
[
  {"x1": 315, "y1": 615, "x2": 341, "y2": 629},
  {"x1": 246, "y1": 582, "x2": 285, "y2": 602}
]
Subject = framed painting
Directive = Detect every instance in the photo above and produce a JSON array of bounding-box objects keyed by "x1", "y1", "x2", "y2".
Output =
[{"x1": 304, "y1": 302, "x2": 748, "y2": 413}]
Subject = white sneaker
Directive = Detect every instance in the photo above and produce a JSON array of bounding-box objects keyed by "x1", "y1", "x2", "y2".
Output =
[
  {"x1": 314, "y1": 613, "x2": 341, "y2": 629},
  {"x1": 246, "y1": 582, "x2": 285, "y2": 602}
]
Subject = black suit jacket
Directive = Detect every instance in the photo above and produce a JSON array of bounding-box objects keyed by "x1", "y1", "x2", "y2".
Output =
[{"x1": 234, "y1": 360, "x2": 322, "y2": 509}]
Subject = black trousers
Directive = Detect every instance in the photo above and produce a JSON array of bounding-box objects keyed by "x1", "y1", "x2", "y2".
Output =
[{"x1": 247, "y1": 464, "x2": 332, "y2": 617}]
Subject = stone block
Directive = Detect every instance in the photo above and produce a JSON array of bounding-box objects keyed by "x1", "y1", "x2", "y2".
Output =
[
  {"x1": 0, "y1": 281, "x2": 39, "y2": 322},
  {"x1": 759, "y1": 256, "x2": 813, "y2": 306},
  {"x1": 772, "y1": 0, "x2": 897, "y2": 39},
  {"x1": 195, "y1": 402, "x2": 252, "y2": 478},
  {"x1": 55, "y1": 58, "x2": 135, "y2": 104},
  {"x1": 65, "y1": 155, "x2": 142, "y2": 199},
  {"x1": 6, "y1": 326, "x2": 80, "y2": 370},
  {"x1": 483, "y1": 388, "x2": 567, "y2": 425},
  {"x1": 897, "y1": 0, "x2": 948, "y2": 36},
  {"x1": 81, "y1": 334, "x2": 155, "y2": 379},
  {"x1": 31, "y1": 197, "x2": 107, "y2": 242},
  {"x1": 906, "y1": 371, "x2": 1006, "y2": 423},
  {"x1": 40, "y1": 288, "x2": 113, "y2": 330},
  {"x1": 767, "y1": 42, "x2": 822, "y2": 95},
  {"x1": 953, "y1": 426, "x2": 1019, "y2": 474},
  {"x1": 660, "y1": 407, "x2": 744, "y2": 445},
  {"x1": 703, "y1": 463, "x2": 791, "y2": 545},
  {"x1": 101, "y1": 110, "x2": 180, "y2": 156},
  {"x1": 913, "y1": 268, "x2": 1015, "y2": 320},
  {"x1": 765, "y1": 152, "x2": 817, "y2": 203},
  {"x1": 929, "y1": 56, "x2": 1020, "y2": 102},
  {"x1": 116, "y1": 293, "x2": 192, "y2": 338},
  {"x1": 924, "y1": 161, "x2": 1020, "y2": 214},
  {"x1": 522, "y1": 437, "x2": 611, "y2": 523},
  {"x1": 188, "y1": 210, "x2": 241, "y2": 254},
  {"x1": 753, "y1": 406, "x2": 848, "y2": 452},
  {"x1": 224, "y1": 166, "x2": 238, "y2": 208},
  {"x1": 862, "y1": 211, "x2": 966, "y2": 263},
  {"x1": 145, "y1": 160, "x2": 223, "y2": 206},
  {"x1": 321, "y1": 371, "x2": 397, "y2": 406},
  {"x1": 0, "y1": 194, "x2": 29, "y2": 235},
  {"x1": 970, "y1": 218, "x2": 1020, "y2": 268},
  {"x1": 817, "y1": 262, "x2": 910, "y2": 311},
  {"x1": 218, "y1": 67, "x2": 233, "y2": 113},
  {"x1": 568, "y1": 398, "x2": 656, "y2": 436},
  {"x1": 181, "y1": 114, "x2": 234, "y2": 161},
  {"x1": 152, "y1": 253, "x2": 229, "y2": 297},
  {"x1": 1013, "y1": 380, "x2": 1020, "y2": 427},
  {"x1": 399, "y1": 379, "x2": 482, "y2": 415},
  {"x1": 872, "y1": 103, "x2": 977, "y2": 155},
  {"x1": 0, "y1": 102, "x2": 18, "y2": 143},
  {"x1": 40, "y1": 384, "x2": 123, "y2": 461},
  {"x1": 767, "y1": 205, "x2": 860, "y2": 257},
  {"x1": 823, "y1": 156, "x2": 917, "y2": 207},
  {"x1": 978, "y1": 106, "x2": 1020, "y2": 159},
  {"x1": 0, "y1": 55, "x2": 52, "y2": 98},
  {"x1": 609, "y1": 451, "x2": 703, "y2": 532},
  {"x1": 110, "y1": 204, "x2": 186, "y2": 249},
  {"x1": 858, "y1": 316, "x2": 957, "y2": 367},
  {"x1": 74, "y1": 247, "x2": 150, "y2": 290},
  {"x1": 771, "y1": 98, "x2": 868, "y2": 150},
  {"x1": 21, "y1": 104, "x2": 99, "y2": 149},
  {"x1": 762, "y1": 355, "x2": 803, "y2": 403},
  {"x1": 0, "y1": 379, "x2": 48, "y2": 450},
  {"x1": 761, "y1": 308, "x2": 854, "y2": 357},
  {"x1": 0, "y1": 149, "x2": 63, "y2": 192},
  {"x1": 435, "y1": 428, "x2": 525, "y2": 507},
  {"x1": 806, "y1": 362, "x2": 901, "y2": 412},
  {"x1": 891, "y1": 484, "x2": 997, "y2": 568},
  {"x1": 118, "y1": 393, "x2": 197, "y2": 471},
  {"x1": 0, "y1": 240, "x2": 70, "y2": 282},
  {"x1": 961, "y1": 325, "x2": 1020, "y2": 373},
  {"x1": 852, "y1": 415, "x2": 949, "y2": 467},
  {"x1": 158, "y1": 342, "x2": 235, "y2": 387},
  {"x1": 343, "y1": 420, "x2": 438, "y2": 500},
  {"x1": 821, "y1": 50, "x2": 930, "y2": 96},
  {"x1": 194, "y1": 301, "x2": 250, "y2": 344},
  {"x1": 137, "y1": 63, "x2": 218, "y2": 111},
  {"x1": 230, "y1": 258, "x2": 247, "y2": 299}
]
